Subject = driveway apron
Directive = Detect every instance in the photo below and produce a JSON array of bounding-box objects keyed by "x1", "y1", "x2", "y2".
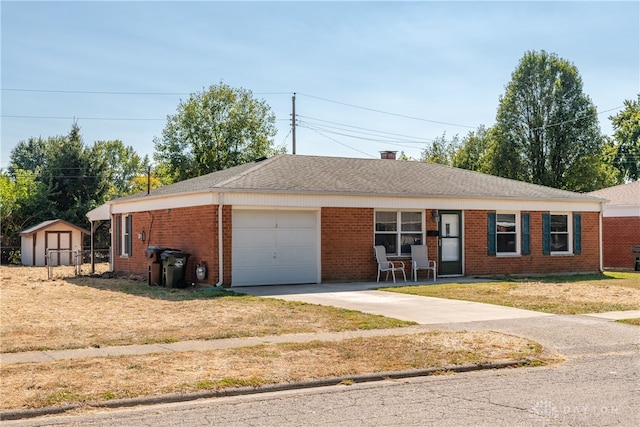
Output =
[{"x1": 237, "y1": 282, "x2": 554, "y2": 324}]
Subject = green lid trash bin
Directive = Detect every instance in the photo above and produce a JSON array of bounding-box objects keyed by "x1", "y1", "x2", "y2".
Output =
[{"x1": 161, "y1": 250, "x2": 191, "y2": 288}]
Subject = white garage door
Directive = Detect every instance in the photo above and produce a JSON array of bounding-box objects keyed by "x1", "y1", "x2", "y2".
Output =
[{"x1": 232, "y1": 210, "x2": 319, "y2": 286}]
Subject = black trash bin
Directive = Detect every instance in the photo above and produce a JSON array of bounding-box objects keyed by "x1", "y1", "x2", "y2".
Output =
[
  {"x1": 145, "y1": 246, "x2": 170, "y2": 286},
  {"x1": 161, "y1": 250, "x2": 191, "y2": 288}
]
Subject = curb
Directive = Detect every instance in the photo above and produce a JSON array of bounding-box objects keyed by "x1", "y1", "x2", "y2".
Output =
[{"x1": 0, "y1": 359, "x2": 532, "y2": 421}]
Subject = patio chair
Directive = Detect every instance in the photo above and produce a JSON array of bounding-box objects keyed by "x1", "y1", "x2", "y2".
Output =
[
  {"x1": 411, "y1": 245, "x2": 436, "y2": 282},
  {"x1": 374, "y1": 245, "x2": 406, "y2": 283}
]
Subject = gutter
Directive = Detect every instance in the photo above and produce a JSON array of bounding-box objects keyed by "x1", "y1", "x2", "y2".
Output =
[{"x1": 216, "y1": 193, "x2": 224, "y2": 287}]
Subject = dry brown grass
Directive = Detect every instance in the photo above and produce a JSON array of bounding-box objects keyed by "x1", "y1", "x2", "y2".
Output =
[
  {"x1": 384, "y1": 272, "x2": 640, "y2": 314},
  {"x1": 0, "y1": 265, "x2": 411, "y2": 353},
  {"x1": 0, "y1": 331, "x2": 556, "y2": 410},
  {"x1": 0, "y1": 265, "x2": 560, "y2": 412}
]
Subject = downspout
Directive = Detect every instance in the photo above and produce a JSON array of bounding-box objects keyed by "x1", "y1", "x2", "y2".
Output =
[
  {"x1": 216, "y1": 193, "x2": 224, "y2": 286},
  {"x1": 599, "y1": 201, "x2": 604, "y2": 272},
  {"x1": 109, "y1": 204, "x2": 114, "y2": 272},
  {"x1": 90, "y1": 221, "x2": 95, "y2": 274}
]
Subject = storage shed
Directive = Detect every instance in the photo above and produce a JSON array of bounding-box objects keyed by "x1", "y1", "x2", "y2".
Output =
[{"x1": 19, "y1": 219, "x2": 90, "y2": 266}]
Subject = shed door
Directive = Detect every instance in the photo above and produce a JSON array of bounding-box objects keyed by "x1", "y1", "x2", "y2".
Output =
[
  {"x1": 232, "y1": 210, "x2": 318, "y2": 286},
  {"x1": 46, "y1": 231, "x2": 72, "y2": 266}
]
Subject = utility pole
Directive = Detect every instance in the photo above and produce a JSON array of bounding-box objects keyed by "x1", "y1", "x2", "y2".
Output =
[{"x1": 292, "y1": 92, "x2": 296, "y2": 154}]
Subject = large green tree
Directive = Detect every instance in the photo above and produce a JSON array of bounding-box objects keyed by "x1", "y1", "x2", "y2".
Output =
[
  {"x1": 0, "y1": 169, "x2": 48, "y2": 262},
  {"x1": 153, "y1": 82, "x2": 283, "y2": 182},
  {"x1": 451, "y1": 125, "x2": 494, "y2": 173},
  {"x1": 493, "y1": 50, "x2": 606, "y2": 191},
  {"x1": 609, "y1": 94, "x2": 640, "y2": 181},
  {"x1": 420, "y1": 133, "x2": 459, "y2": 165},
  {"x1": 8, "y1": 123, "x2": 110, "y2": 227},
  {"x1": 92, "y1": 140, "x2": 150, "y2": 197}
]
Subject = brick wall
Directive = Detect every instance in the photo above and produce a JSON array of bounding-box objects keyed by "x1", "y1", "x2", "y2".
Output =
[
  {"x1": 465, "y1": 210, "x2": 600, "y2": 276},
  {"x1": 113, "y1": 205, "x2": 223, "y2": 285},
  {"x1": 602, "y1": 216, "x2": 640, "y2": 269},
  {"x1": 321, "y1": 207, "x2": 376, "y2": 281},
  {"x1": 320, "y1": 207, "x2": 440, "y2": 282},
  {"x1": 114, "y1": 205, "x2": 602, "y2": 285}
]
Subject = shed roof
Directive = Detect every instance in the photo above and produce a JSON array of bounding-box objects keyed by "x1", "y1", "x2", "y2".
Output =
[
  {"x1": 588, "y1": 181, "x2": 640, "y2": 206},
  {"x1": 113, "y1": 154, "x2": 605, "y2": 204},
  {"x1": 19, "y1": 219, "x2": 90, "y2": 236}
]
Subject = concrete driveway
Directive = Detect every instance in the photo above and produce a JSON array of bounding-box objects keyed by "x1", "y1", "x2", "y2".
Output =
[{"x1": 237, "y1": 279, "x2": 554, "y2": 324}]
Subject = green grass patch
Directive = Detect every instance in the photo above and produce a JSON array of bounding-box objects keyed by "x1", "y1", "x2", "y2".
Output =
[
  {"x1": 381, "y1": 272, "x2": 640, "y2": 315},
  {"x1": 616, "y1": 318, "x2": 640, "y2": 326}
]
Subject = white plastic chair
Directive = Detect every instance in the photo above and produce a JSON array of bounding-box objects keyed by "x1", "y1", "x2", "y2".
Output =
[
  {"x1": 411, "y1": 245, "x2": 436, "y2": 282},
  {"x1": 374, "y1": 245, "x2": 406, "y2": 283}
]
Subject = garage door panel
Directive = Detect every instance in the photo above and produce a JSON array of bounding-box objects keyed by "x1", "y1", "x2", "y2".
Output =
[
  {"x1": 232, "y1": 210, "x2": 318, "y2": 286},
  {"x1": 276, "y1": 228, "x2": 316, "y2": 246},
  {"x1": 276, "y1": 247, "x2": 316, "y2": 266},
  {"x1": 233, "y1": 248, "x2": 276, "y2": 267},
  {"x1": 234, "y1": 211, "x2": 276, "y2": 228},
  {"x1": 276, "y1": 211, "x2": 316, "y2": 227},
  {"x1": 234, "y1": 228, "x2": 275, "y2": 248}
]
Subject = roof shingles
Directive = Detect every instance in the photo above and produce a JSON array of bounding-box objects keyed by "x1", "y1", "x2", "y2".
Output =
[{"x1": 117, "y1": 154, "x2": 603, "y2": 203}]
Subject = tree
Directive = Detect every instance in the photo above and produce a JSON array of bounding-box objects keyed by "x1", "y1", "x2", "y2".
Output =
[
  {"x1": 92, "y1": 140, "x2": 150, "y2": 197},
  {"x1": 609, "y1": 94, "x2": 640, "y2": 181},
  {"x1": 420, "y1": 133, "x2": 459, "y2": 165},
  {"x1": 8, "y1": 123, "x2": 110, "y2": 227},
  {"x1": 0, "y1": 169, "x2": 48, "y2": 262},
  {"x1": 493, "y1": 50, "x2": 605, "y2": 191},
  {"x1": 451, "y1": 125, "x2": 494, "y2": 173},
  {"x1": 153, "y1": 82, "x2": 283, "y2": 182}
]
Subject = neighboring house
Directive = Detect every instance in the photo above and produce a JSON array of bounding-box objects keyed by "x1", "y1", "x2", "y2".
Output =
[
  {"x1": 100, "y1": 154, "x2": 605, "y2": 286},
  {"x1": 588, "y1": 181, "x2": 640, "y2": 270},
  {"x1": 19, "y1": 219, "x2": 89, "y2": 266}
]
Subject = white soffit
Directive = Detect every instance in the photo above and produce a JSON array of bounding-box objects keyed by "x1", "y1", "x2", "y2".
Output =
[{"x1": 109, "y1": 191, "x2": 603, "y2": 213}]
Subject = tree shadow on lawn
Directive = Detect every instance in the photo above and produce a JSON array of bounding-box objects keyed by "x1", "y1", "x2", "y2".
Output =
[{"x1": 64, "y1": 272, "x2": 249, "y2": 301}]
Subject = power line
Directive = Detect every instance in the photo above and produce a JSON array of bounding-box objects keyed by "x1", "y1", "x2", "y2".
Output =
[
  {"x1": 298, "y1": 115, "x2": 432, "y2": 143},
  {"x1": 1, "y1": 88, "x2": 292, "y2": 96},
  {"x1": 1, "y1": 115, "x2": 164, "y2": 121},
  {"x1": 300, "y1": 125, "x2": 376, "y2": 158},
  {"x1": 296, "y1": 92, "x2": 477, "y2": 129},
  {"x1": 297, "y1": 122, "x2": 428, "y2": 150}
]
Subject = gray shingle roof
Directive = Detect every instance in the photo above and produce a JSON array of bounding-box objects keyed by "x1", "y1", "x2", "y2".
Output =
[
  {"x1": 116, "y1": 154, "x2": 603, "y2": 203},
  {"x1": 588, "y1": 181, "x2": 640, "y2": 206}
]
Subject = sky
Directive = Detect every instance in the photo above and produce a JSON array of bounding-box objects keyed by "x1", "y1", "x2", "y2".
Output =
[{"x1": 1, "y1": 0, "x2": 639, "y2": 169}]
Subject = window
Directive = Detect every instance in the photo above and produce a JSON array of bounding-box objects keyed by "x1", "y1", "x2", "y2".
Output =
[
  {"x1": 375, "y1": 211, "x2": 423, "y2": 256},
  {"x1": 550, "y1": 214, "x2": 570, "y2": 253},
  {"x1": 115, "y1": 214, "x2": 133, "y2": 257},
  {"x1": 542, "y1": 213, "x2": 576, "y2": 255},
  {"x1": 496, "y1": 213, "x2": 518, "y2": 254},
  {"x1": 488, "y1": 212, "x2": 529, "y2": 256}
]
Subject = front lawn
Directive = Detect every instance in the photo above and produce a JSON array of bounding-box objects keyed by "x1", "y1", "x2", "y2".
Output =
[{"x1": 381, "y1": 272, "x2": 640, "y2": 315}]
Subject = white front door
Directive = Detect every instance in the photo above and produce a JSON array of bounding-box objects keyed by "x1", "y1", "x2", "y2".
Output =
[{"x1": 232, "y1": 210, "x2": 319, "y2": 286}]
